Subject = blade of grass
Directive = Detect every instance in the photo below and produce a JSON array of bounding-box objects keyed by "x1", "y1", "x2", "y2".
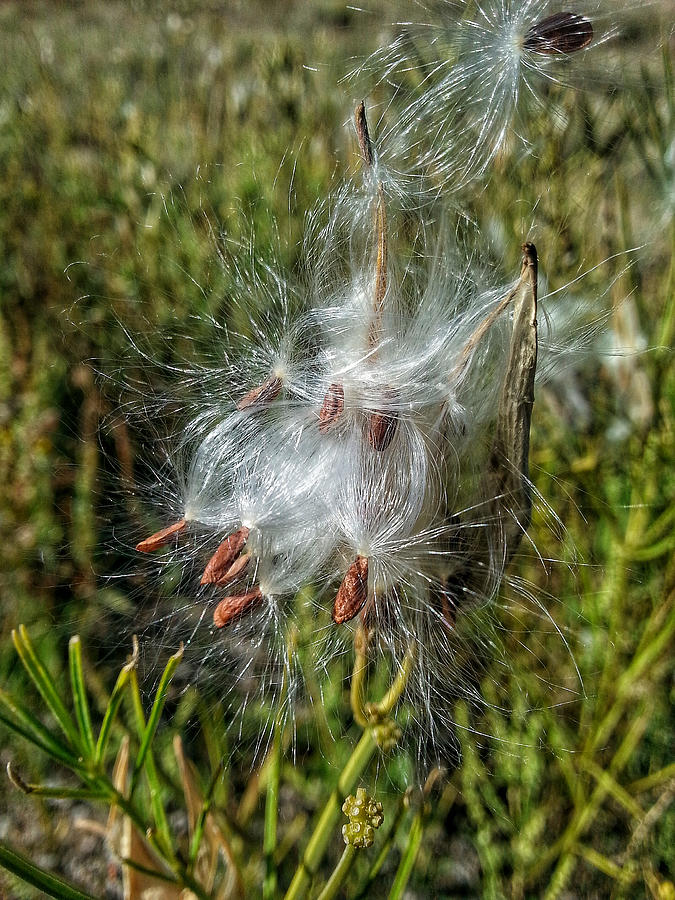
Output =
[
  {"x1": 188, "y1": 757, "x2": 225, "y2": 867},
  {"x1": 6, "y1": 763, "x2": 107, "y2": 801},
  {"x1": 69, "y1": 636, "x2": 96, "y2": 760}
]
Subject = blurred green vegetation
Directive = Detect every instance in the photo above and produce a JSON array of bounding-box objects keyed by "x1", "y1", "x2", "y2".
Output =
[{"x1": 0, "y1": 1, "x2": 672, "y2": 897}]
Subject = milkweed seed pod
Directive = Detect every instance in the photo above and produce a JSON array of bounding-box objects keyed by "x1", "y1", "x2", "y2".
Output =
[{"x1": 131, "y1": 96, "x2": 548, "y2": 760}]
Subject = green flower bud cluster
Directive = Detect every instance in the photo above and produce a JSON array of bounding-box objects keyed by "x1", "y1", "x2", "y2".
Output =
[
  {"x1": 372, "y1": 719, "x2": 402, "y2": 752},
  {"x1": 341, "y1": 787, "x2": 384, "y2": 849}
]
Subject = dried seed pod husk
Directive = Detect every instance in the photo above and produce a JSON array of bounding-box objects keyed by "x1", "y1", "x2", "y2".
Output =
[
  {"x1": 355, "y1": 100, "x2": 374, "y2": 168},
  {"x1": 213, "y1": 586, "x2": 263, "y2": 628},
  {"x1": 333, "y1": 556, "x2": 369, "y2": 624},
  {"x1": 236, "y1": 376, "x2": 282, "y2": 410},
  {"x1": 136, "y1": 519, "x2": 187, "y2": 553},
  {"x1": 201, "y1": 527, "x2": 250, "y2": 585},
  {"x1": 487, "y1": 241, "x2": 538, "y2": 561},
  {"x1": 523, "y1": 12, "x2": 593, "y2": 55},
  {"x1": 319, "y1": 382, "x2": 345, "y2": 433}
]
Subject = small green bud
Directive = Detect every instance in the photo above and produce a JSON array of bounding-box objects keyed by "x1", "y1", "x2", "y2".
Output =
[
  {"x1": 372, "y1": 718, "x2": 402, "y2": 752},
  {"x1": 341, "y1": 787, "x2": 384, "y2": 849}
]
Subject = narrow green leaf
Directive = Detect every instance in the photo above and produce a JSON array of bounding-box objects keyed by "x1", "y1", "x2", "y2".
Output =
[
  {"x1": 12, "y1": 626, "x2": 82, "y2": 752},
  {"x1": 133, "y1": 644, "x2": 184, "y2": 778},
  {"x1": 189, "y1": 757, "x2": 225, "y2": 867},
  {"x1": 0, "y1": 841, "x2": 97, "y2": 900},
  {"x1": 0, "y1": 691, "x2": 80, "y2": 769},
  {"x1": 119, "y1": 856, "x2": 180, "y2": 886},
  {"x1": 69, "y1": 636, "x2": 96, "y2": 760},
  {"x1": 94, "y1": 648, "x2": 137, "y2": 766},
  {"x1": 128, "y1": 668, "x2": 175, "y2": 860}
]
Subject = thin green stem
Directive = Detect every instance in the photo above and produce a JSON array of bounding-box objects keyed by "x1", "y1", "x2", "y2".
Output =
[
  {"x1": 367, "y1": 642, "x2": 416, "y2": 720},
  {"x1": 283, "y1": 729, "x2": 377, "y2": 900},
  {"x1": 316, "y1": 845, "x2": 357, "y2": 900},
  {"x1": 263, "y1": 714, "x2": 283, "y2": 900},
  {"x1": 387, "y1": 809, "x2": 425, "y2": 900}
]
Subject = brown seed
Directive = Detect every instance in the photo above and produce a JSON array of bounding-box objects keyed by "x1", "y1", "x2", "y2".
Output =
[
  {"x1": 213, "y1": 551, "x2": 251, "y2": 586},
  {"x1": 213, "y1": 586, "x2": 263, "y2": 628},
  {"x1": 333, "y1": 556, "x2": 369, "y2": 624},
  {"x1": 319, "y1": 382, "x2": 345, "y2": 433},
  {"x1": 237, "y1": 376, "x2": 282, "y2": 410},
  {"x1": 523, "y1": 12, "x2": 593, "y2": 55},
  {"x1": 136, "y1": 519, "x2": 187, "y2": 553},
  {"x1": 438, "y1": 589, "x2": 456, "y2": 631},
  {"x1": 200, "y1": 527, "x2": 250, "y2": 585},
  {"x1": 368, "y1": 409, "x2": 398, "y2": 451}
]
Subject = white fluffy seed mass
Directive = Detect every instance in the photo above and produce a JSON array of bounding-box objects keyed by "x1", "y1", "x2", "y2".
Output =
[{"x1": 126, "y1": 0, "x2": 620, "y2": 757}]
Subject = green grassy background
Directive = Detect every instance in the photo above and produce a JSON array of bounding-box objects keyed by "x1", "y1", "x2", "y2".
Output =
[{"x1": 0, "y1": 1, "x2": 672, "y2": 897}]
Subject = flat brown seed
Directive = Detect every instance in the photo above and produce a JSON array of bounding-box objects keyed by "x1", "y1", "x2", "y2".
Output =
[
  {"x1": 523, "y1": 12, "x2": 593, "y2": 55},
  {"x1": 201, "y1": 526, "x2": 250, "y2": 585},
  {"x1": 319, "y1": 382, "x2": 345, "y2": 433},
  {"x1": 237, "y1": 376, "x2": 282, "y2": 410},
  {"x1": 213, "y1": 586, "x2": 263, "y2": 628},
  {"x1": 333, "y1": 556, "x2": 369, "y2": 624},
  {"x1": 368, "y1": 409, "x2": 398, "y2": 451},
  {"x1": 212, "y1": 551, "x2": 251, "y2": 587},
  {"x1": 136, "y1": 519, "x2": 187, "y2": 552}
]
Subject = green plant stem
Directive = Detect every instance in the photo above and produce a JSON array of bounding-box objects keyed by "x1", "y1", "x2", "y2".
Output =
[
  {"x1": 353, "y1": 795, "x2": 407, "y2": 900},
  {"x1": 316, "y1": 845, "x2": 357, "y2": 900},
  {"x1": 283, "y1": 728, "x2": 377, "y2": 900},
  {"x1": 263, "y1": 713, "x2": 283, "y2": 900},
  {"x1": 350, "y1": 626, "x2": 369, "y2": 728},
  {"x1": 367, "y1": 643, "x2": 416, "y2": 720},
  {"x1": 387, "y1": 808, "x2": 425, "y2": 900}
]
